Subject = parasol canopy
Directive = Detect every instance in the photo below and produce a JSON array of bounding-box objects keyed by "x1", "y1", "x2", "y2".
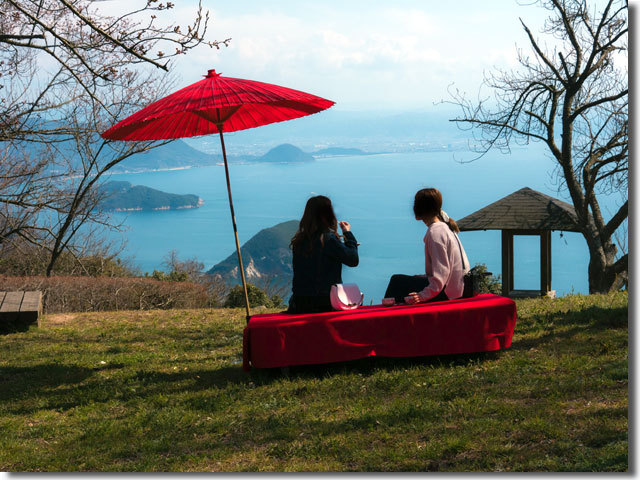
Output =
[
  {"x1": 101, "y1": 69, "x2": 335, "y2": 320},
  {"x1": 102, "y1": 69, "x2": 335, "y2": 140}
]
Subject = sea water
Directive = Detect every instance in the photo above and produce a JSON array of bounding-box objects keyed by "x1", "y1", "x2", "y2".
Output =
[{"x1": 105, "y1": 146, "x2": 625, "y2": 302}]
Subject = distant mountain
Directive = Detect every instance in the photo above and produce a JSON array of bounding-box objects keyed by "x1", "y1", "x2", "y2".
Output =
[
  {"x1": 312, "y1": 147, "x2": 369, "y2": 156},
  {"x1": 111, "y1": 139, "x2": 219, "y2": 173},
  {"x1": 207, "y1": 220, "x2": 298, "y2": 287},
  {"x1": 257, "y1": 144, "x2": 314, "y2": 163},
  {"x1": 98, "y1": 181, "x2": 202, "y2": 211}
]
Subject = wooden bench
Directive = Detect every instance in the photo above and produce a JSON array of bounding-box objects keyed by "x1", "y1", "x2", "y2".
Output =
[{"x1": 0, "y1": 291, "x2": 43, "y2": 332}]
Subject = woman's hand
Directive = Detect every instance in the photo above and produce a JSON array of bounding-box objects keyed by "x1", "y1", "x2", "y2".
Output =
[
  {"x1": 404, "y1": 292, "x2": 421, "y2": 304},
  {"x1": 339, "y1": 221, "x2": 351, "y2": 233}
]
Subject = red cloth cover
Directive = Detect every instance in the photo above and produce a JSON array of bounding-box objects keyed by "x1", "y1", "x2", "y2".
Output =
[{"x1": 243, "y1": 294, "x2": 517, "y2": 370}]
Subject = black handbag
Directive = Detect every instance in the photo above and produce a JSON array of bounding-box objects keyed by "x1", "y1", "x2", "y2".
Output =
[{"x1": 454, "y1": 233, "x2": 490, "y2": 298}]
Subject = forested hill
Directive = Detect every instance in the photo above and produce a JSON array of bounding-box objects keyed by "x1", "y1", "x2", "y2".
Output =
[
  {"x1": 98, "y1": 181, "x2": 202, "y2": 211},
  {"x1": 207, "y1": 220, "x2": 298, "y2": 286},
  {"x1": 111, "y1": 140, "x2": 219, "y2": 173}
]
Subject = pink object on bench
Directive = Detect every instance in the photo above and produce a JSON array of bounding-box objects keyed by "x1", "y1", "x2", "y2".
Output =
[{"x1": 242, "y1": 293, "x2": 517, "y2": 370}]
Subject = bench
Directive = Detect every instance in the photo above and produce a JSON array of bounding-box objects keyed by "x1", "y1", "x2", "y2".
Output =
[
  {"x1": 0, "y1": 291, "x2": 43, "y2": 333},
  {"x1": 243, "y1": 293, "x2": 517, "y2": 370}
]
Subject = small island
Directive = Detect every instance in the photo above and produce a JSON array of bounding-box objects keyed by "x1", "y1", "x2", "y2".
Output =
[
  {"x1": 98, "y1": 181, "x2": 202, "y2": 212},
  {"x1": 256, "y1": 144, "x2": 315, "y2": 163}
]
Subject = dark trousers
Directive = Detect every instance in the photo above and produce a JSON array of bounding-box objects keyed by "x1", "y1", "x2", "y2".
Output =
[
  {"x1": 287, "y1": 294, "x2": 333, "y2": 314},
  {"x1": 384, "y1": 274, "x2": 448, "y2": 304}
]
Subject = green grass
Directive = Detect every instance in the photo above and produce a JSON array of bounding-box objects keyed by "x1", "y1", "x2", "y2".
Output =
[{"x1": 0, "y1": 292, "x2": 627, "y2": 472}]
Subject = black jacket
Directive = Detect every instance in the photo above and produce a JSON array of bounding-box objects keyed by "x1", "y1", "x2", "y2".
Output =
[{"x1": 291, "y1": 231, "x2": 359, "y2": 297}]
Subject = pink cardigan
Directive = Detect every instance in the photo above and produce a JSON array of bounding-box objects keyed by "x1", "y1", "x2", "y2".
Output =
[{"x1": 417, "y1": 222, "x2": 470, "y2": 302}]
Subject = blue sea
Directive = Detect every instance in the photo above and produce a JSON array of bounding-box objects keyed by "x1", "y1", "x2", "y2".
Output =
[{"x1": 106, "y1": 145, "x2": 624, "y2": 303}]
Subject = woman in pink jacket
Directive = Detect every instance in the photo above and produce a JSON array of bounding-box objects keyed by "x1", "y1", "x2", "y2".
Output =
[{"x1": 384, "y1": 188, "x2": 470, "y2": 304}]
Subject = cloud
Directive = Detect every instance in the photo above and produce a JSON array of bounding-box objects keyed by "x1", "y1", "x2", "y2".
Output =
[{"x1": 95, "y1": 1, "x2": 542, "y2": 109}]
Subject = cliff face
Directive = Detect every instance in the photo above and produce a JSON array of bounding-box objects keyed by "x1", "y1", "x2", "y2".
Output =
[
  {"x1": 207, "y1": 220, "x2": 298, "y2": 287},
  {"x1": 98, "y1": 181, "x2": 202, "y2": 211}
]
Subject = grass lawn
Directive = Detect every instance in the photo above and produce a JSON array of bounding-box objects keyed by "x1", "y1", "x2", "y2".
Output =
[{"x1": 0, "y1": 292, "x2": 627, "y2": 472}]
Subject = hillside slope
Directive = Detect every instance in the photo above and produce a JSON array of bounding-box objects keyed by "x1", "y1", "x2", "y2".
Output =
[{"x1": 207, "y1": 220, "x2": 298, "y2": 286}]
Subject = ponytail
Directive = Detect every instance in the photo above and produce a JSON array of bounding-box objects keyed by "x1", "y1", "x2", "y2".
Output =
[
  {"x1": 438, "y1": 209, "x2": 460, "y2": 233},
  {"x1": 447, "y1": 218, "x2": 460, "y2": 233}
]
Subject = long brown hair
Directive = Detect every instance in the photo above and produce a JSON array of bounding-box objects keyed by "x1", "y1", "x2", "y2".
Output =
[
  {"x1": 290, "y1": 195, "x2": 339, "y2": 254},
  {"x1": 413, "y1": 188, "x2": 460, "y2": 233}
]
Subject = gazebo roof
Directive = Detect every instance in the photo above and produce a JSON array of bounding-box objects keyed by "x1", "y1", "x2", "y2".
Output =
[{"x1": 457, "y1": 187, "x2": 581, "y2": 232}]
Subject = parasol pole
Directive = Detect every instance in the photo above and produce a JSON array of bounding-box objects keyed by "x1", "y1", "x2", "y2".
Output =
[{"x1": 217, "y1": 126, "x2": 251, "y2": 321}]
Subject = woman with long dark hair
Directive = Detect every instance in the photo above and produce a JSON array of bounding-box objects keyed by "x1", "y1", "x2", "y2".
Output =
[
  {"x1": 384, "y1": 188, "x2": 469, "y2": 304},
  {"x1": 288, "y1": 195, "x2": 359, "y2": 313}
]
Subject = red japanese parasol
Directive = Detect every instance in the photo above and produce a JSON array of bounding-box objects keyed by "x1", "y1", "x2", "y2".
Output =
[{"x1": 102, "y1": 69, "x2": 335, "y2": 319}]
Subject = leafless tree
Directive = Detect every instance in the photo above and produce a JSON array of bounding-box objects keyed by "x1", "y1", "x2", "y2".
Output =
[
  {"x1": 0, "y1": 0, "x2": 230, "y2": 275},
  {"x1": 162, "y1": 249, "x2": 205, "y2": 280},
  {"x1": 448, "y1": 0, "x2": 627, "y2": 293}
]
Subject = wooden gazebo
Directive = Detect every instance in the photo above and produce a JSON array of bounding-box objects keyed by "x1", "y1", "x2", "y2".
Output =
[{"x1": 457, "y1": 187, "x2": 581, "y2": 298}]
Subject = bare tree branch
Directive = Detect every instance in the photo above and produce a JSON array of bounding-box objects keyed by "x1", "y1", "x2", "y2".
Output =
[
  {"x1": 448, "y1": 0, "x2": 627, "y2": 293},
  {"x1": 0, "y1": 0, "x2": 228, "y2": 275}
]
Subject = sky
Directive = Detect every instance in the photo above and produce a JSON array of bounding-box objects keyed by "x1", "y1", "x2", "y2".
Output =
[{"x1": 100, "y1": 0, "x2": 570, "y2": 112}]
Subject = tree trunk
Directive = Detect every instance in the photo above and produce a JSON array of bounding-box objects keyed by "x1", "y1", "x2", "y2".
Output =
[{"x1": 586, "y1": 236, "x2": 621, "y2": 293}]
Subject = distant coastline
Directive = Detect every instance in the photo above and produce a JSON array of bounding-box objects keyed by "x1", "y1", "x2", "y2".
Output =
[
  {"x1": 111, "y1": 198, "x2": 204, "y2": 212},
  {"x1": 111, "y1": 141, "x2": 383, "y2": 174},
  {"x1": 107, "y1": 140, "x2": 497, "y2": 176},
  {"x1": 113, "y1": 166, "x2": 195, "y2": 175}
]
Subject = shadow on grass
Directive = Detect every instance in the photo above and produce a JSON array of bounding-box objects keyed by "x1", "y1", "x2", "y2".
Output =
[
  {"x1": 0, "y1": 363, "x2": 95, "y2": 403},
  {"x1": 1, "y1": 363, "x2": 255, "y2": 415},
  {"x1": 252, "y1": 349, "x2": 503, "y2": 381},
  {"x1": 1, "y1": 349, "x2": 503, "y2": 416},
  {"x1": 0, "y1": 320, "x2": 34, "y2": 335},
  {"x1": 510, "y1": 304, "x2": 628, "y2": 352}
]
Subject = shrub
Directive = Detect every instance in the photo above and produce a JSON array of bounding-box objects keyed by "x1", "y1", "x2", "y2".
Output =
[
  {"x1": 152, "y1": 249, "x2": 204, "y2": 283},
  {"x1": 0, "y1": 275, "x2": 211, "y2": 313},
  {"x1": 473, "y1": 263, "x2": 502, "y2": 295},
  {"x1": 224, "y1": 283, "x2": 282, "y2": 308},
  {"x1": 270, "y1": 294, "x2": 285, "y2": 309},
  {"x1": 149, "y1": 270, "x2": 189, "y2": 282}
]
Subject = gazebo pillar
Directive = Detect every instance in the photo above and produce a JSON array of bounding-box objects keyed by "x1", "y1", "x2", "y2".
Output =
[
  {"x1": 501, "y1": 231, "x2": 514, "y2": 296},
  {"x1": 501, "y1": 229, "x2": 553, "y2": 298},
  {"x1": 540, "y1": 230, "x2": 552, "y2": 295}
]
